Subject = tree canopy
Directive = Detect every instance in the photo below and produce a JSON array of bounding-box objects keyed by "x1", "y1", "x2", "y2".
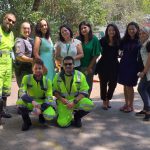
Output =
[{"x1": 0, "y1": 0, "x2": 149, "y2": 39}]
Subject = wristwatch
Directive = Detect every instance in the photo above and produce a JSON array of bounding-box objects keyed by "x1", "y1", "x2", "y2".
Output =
[{"x1": 73, "y1": 99, "x2": 78, "y2": 104}]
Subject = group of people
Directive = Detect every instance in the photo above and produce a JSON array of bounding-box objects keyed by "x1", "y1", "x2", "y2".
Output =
[{"x1": 0, "y1": 12, "x2": 150, "y2": 131}]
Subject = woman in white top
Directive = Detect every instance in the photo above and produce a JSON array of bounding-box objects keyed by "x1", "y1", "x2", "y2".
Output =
[
  {"x1": 136, "y1": 26, "x2": 150, "y2": 121},
  {"x1": 55, "y1": 25, "x2": 84, "y2": 70}
]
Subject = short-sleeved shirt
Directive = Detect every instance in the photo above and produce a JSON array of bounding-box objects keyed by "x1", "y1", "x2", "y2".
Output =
[
  {"x1": 55, "y1": 39, "x2": 81, "y2": 67},
  {"x1": 15, "y1": 37, "x2": 33, "y2": 58},
  {"x1": 79, "y1": 35, "x2": 101, "y2": 67}
]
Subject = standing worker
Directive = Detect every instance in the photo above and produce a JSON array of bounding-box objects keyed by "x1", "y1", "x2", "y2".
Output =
[
  {"x1": 14, "y1": 22, "x2": 33, "y2": 87},
  {"x1": 0, "y1": 13, "x2": 16, "y2": 123},
  {"x1": 53, "y1": 56, "x2": 94, "y2": 128}
]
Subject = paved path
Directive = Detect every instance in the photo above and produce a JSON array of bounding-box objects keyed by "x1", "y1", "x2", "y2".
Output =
[{"x1": 0, "y1": 77, "x2": 150, "y2": 150}]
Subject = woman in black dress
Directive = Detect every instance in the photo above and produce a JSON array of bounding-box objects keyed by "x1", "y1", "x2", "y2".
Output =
[
  {"x1": 118, "y1": 22, "x2": 141, "y2": 112},
  {"x1": 96, "y1": 24, "x2": 120, "y2": 109}
]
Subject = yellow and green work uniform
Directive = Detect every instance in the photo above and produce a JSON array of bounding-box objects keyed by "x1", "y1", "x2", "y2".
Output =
[
  {"x1": 53, "y1": 70, "x2": 94, "y2": 127},
  {"x1": 16, "y1": 74, "x2": 56, "y2": 120},
  {"x1": 0, "y1": 25, "x2": 14, "y2": 99}
]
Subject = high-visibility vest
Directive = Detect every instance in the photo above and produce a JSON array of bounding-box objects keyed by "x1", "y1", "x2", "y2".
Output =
[
  {"x1": 0, "y1": 26, "x2": 14, "y2": 51},
  {"x1": 55, "y1": 70, "x2": 89, "y2": 100}
]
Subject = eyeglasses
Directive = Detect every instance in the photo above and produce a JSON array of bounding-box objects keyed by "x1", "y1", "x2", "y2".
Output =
[
  {"x1": 64, "y1": 63, "x2": 73, "y2": 66},
  {"x1": 7, "y1": 18, "x2": 16, "y2": 24}
]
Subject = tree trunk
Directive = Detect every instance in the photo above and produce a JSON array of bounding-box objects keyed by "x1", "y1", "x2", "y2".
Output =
[{"x1": 32, "y1": 0, "x2": 42, "y2": 11}]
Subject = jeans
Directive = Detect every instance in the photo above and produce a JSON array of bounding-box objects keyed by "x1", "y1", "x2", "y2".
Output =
[{"x1": 138, "y1": 76, "x2": 150, "y2": 111}]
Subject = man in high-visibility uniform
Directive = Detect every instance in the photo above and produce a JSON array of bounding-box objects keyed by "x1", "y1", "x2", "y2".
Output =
[
  {"x1": 16, "y1": 58, "x2": 56, "y2": 131},
  {"x1": 53, "y1": 56, "x2": 94, "y2": 128},
  {"x1": 0, "y1": 13, "x2": 16, "y2": 124}
]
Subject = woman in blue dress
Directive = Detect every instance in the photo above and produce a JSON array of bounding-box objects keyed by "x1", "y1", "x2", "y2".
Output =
[
  {"x1": 33, "y1": 19, "x2": 55, "y2": 81},
  {"x1": 118, "y1": 22, "x2": 141, "y2": 112}
]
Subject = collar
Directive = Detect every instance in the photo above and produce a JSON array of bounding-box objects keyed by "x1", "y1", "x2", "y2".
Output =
[
  {"x1": 33, "y1": 74, "x2": 43, "y2": 82},
  {"x1": 60, "y1": 70, "x2": 75, "y2": 80}
]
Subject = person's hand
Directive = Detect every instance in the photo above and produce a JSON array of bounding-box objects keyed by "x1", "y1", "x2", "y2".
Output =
[
  {"x1": 32, "y1": 101, "x2": 40, "y2": 108},
  {"x1": 137, "y1": 72, "x2": 145, "y2": 78},
  {"x1": 66, "y1": 102, "x2": 75, "y2": 109},
  {"x1": 61, "y1": 98, "x2": 69, "y2": 105},
  {"x1": 86, "y1": 67, "x2": 93, "y2": 74},
  {"x1": 31, "y1": 108, "x2": 41, "y2": 116}
]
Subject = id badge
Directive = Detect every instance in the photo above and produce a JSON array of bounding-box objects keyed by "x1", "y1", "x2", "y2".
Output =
[{"x1": 10, "y1": 51, "x2": 15, "y2": 60}]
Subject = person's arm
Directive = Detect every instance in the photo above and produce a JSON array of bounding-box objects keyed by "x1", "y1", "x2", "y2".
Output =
[
  {"x1": 74, "y1": 42, "x2": 84, "y2": 60},
  {"x1": 15, "y1": 38, "x2": 33, "y2": 63},
  {"x1": 53, "y1": 74, "x2": 69, "y2": 105},
  {"x1": 54, "y1": 91, "x2": 69, "y2": 105},
  {"x1": 55, "y1": 42, "x2": 64, "y2": 61},
  {"x1": 33, "y1": 36, "x2": 41, "y2": 59},
  {"x1": 17, "y1": 55, "x2": 33, "y2": 63},
  {"x1": 87, "y1": 36, "x2": 101, "y2": 74},
  {"x1": 139, "y1": 53, "x2": 150, "y2": 78}
]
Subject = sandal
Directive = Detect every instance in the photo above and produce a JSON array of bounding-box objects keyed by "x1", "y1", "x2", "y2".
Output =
[
  {"x1": 124, "y1": 106, "x2": 133, "y2": 113},
  {"x1": 120, "y1": 104, "x2": 127, "y2": 111}
]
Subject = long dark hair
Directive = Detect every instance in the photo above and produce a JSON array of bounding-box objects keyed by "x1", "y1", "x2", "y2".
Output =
[
  {"x1": 104, "y1": 23, "x2": 121, "y2": 46},
  {"x1": 122, "y1": 22, "x2": 139, "y2": 42},
  {"x1": 59, "y1": 25, "x2": 73, "y2": 42},
  {"x1": 78, "y1": 21, "x2": 93, "y2": 43},
  {"x1": 35, "y1": 19, "x2": 51, "y2": 39}
]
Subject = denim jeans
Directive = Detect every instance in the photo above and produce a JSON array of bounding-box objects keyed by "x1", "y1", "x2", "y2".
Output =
[{"x1": 138, "y1": 76, "x2": 150, "y2": 111}]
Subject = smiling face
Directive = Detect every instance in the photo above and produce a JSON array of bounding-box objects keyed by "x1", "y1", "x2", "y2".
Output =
[
  {"x1": 128, "y1": 25, "x2": 138, "y2": 39},
  {"x1": 139, "y1": 29, "x2": 149, "y2": 44},
  {"x1": 3, "y1": 14, "x2": 16, "y2": 31},
  {"x1": 21, "y1": 22, "x2": 31, "y2": 38},
  {"x1": 60, "y1": 27, "x2": 71, "y2": 41},
  {"x1": 63, "y1": 59, "x2": 74, "y2": 75},
  {"x1": 107, "y1": 26, "x2": 116, "y2": 38},
  {"x1": 80, "y1": 25, "x2": 90, "y2": 36},
  {"x1": 40, "y1": 20, "x2": 48, "y2": 35},
  {"x1": 32, "y1": 64, "x2": 43, "y2": 80}
]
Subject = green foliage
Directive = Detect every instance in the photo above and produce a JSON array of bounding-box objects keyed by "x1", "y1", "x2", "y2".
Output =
[{"x1": 0, "y1": 0, "x2": 149, "y2": 41}]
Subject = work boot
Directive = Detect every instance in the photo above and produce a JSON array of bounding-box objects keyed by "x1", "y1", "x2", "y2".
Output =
[
  {"x1": 74, "y1": 118, "x2": 82, "y2": 128},
  {"x1": 19, "y1": 107, "x2": 32, "y2": 131},
  {"x1": 2, "y1": 97, "x2": 12, "y2": 118},
  {"x1": 0, "y1": 100, "x2": 4, "y2": 127},
  {"x1": 22, "y1": 121, "x2": 31, "y2": 131},
  {"x1": 73, "y1": 110, "x2": 89, "y2": 128},
  {"x1": 2, "y1": 108, "x2": 12, "y2": 118},
  {"x1": 39, "y1": 114, "x2": 46, "y2": 124}
]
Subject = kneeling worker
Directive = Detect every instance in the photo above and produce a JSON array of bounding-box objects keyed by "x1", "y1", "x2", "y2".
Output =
[
  {"x1": 16, "y1": 58, "x2": 56, "y2": 131},
  {"x1": 53, "y1": 56, "x2": 94, "y2": 127}
]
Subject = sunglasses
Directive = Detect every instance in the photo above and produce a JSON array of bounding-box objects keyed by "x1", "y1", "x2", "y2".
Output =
[
  {"x1": 7, "y1": 18, "x2": 16, "y2": 24},
  {"x1": 64, "y1": 63, "x2": 73, "y2": 66}
]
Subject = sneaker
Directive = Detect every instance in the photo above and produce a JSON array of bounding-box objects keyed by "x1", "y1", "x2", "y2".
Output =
[
  {"x1": 2, "y1": 110, "x2": 12, "y2": 118},
  {"x1": 135, "y1": 110, "x2": 146, "y2": 116}
]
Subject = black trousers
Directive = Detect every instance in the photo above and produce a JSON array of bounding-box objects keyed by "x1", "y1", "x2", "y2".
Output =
[
  {"x1": 98, "y1": 72, "x2": 117, "y2": 101},
  {"x1": 14, "y1": 63, "x2": 32, "y2": 87}
]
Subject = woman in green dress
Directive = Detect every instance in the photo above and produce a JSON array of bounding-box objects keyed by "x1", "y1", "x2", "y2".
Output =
[
  {"x1": 34, "y1": 19, "x2": 55, "y2": 81},
  {"x1": 78, "y1": 21, "x2": 102, "y2": 95}
]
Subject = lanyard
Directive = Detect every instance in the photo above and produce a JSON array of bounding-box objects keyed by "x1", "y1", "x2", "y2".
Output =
[{"x1": 66, "y1": 43, "x2": 71, "y2": 55}]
